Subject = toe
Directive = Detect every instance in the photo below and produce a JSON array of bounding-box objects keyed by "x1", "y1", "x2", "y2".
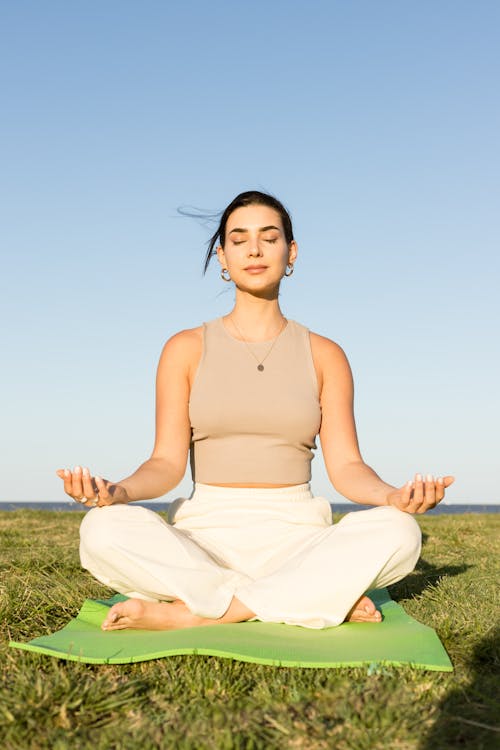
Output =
[
  {"x1": 347, "y1": 595, "x2": 382, "y2": 623},
  {"x1": 363, "y1": 598, "x2": 376, "y2": 615},
  {"x1": 102, "y1": 603, "x2": 124, "y2": 630},
  {"x1": 356, "y1": 595, "x2": 377, "y2": 616}
]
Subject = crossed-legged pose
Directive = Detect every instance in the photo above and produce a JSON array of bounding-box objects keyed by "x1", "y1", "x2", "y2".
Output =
[{"x1": 57, "y1": 191, "x2": 454, "y2": 632}]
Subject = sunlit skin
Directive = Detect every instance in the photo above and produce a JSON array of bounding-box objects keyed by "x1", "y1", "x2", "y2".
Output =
[
  {"x1": 57, "y1": 203, "x2": 454, "y2": 631},
  {"x1": 215, "y1": 204, "x2": 298, "y2": 307}
]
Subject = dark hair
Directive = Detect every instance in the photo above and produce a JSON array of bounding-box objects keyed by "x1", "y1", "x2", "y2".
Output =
[{"x1": 203, "y1": 191, "x2": 294, "y2": 274}]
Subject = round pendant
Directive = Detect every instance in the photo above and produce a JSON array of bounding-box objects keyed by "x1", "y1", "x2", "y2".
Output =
[{"x1": 257, "y1": 364, "x2": 264, "y2": 371}]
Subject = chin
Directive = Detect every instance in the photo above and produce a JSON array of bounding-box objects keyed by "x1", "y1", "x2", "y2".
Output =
[{"x1": 237, "y1": 278, "x2": 280, "y2": 295}]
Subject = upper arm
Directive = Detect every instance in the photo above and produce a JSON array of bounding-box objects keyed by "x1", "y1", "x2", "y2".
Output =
[
  {"x1": 150, "y1": 327, "x2": 203, "y2": 474},
  {"x1": 310, "y1": 333, "x2": 363, "y2": 478}
]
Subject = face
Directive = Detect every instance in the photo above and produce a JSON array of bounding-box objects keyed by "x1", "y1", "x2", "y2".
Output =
[{"x1": 216, "y1": 204, "x2": 297, "y2": 293}]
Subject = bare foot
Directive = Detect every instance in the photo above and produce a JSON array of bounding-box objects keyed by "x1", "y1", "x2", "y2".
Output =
[
  {"x1": 101, "y1": 598, "x2": 206, "y2": 631},
  {"x1": 101, "y1": 595, "x2": 256, "y2": 631},
  {"x1": 346, "y1": 595, "x2": 382, "y2": 623}
]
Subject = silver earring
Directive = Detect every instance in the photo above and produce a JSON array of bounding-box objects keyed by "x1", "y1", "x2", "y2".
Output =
[
  {"x1": 221, "y1": 268, "x2": 231, "y2": 282},
  {"x1": 284, "y1": 264, "x2": 294, "y2": 277}
]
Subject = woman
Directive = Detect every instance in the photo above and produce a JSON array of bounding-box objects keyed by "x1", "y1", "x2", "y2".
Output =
[{"x1": 57, "y1": 190, "x2": 454, "y2": 632}]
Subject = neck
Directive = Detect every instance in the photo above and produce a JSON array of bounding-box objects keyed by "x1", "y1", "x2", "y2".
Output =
[{"x1": 226, "y1": 293, "x2": 285, "y2": 341}]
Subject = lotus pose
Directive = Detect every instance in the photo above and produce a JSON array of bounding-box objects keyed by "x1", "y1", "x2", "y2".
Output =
[{"x1": 57, "y1": 191, "x2": 454, "y2": 632}]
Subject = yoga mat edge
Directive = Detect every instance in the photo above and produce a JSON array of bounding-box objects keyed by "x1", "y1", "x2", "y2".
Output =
[
  {"x1": 8, "y1": 639, "x2": 452, "y2": 670},
  {"x1": 9, "y1": 589, "x2": 453, "y2": 671}
]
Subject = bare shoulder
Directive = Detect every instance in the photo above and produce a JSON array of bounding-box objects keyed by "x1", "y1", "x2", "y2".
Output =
[
  {"x1": 158, "y1": 326, "x2": 203, "y2": 378},
  {"x1": 161, "y1": 326, "x2": 203, "y2": 354},
  {"x1": 308, "y1": 331, "x2": 352, "y2": 397},
  {"x1": 309, "y1": 331, "x2": 351, "y2": 370}
]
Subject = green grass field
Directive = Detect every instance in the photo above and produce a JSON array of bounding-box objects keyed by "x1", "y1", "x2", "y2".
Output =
[{"x1": 1, "y1": 510, "x2": 498, "y2": 749}]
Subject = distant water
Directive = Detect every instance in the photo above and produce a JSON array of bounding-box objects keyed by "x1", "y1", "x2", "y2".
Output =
[{"x1": 0, "y1": 501, "x2": 498, "y2": 514}]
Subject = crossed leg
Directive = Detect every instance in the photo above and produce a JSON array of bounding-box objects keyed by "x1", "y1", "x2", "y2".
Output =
[
  {"x1": 100, "y1": 592, "x2": 380, "y2": 631},
  {"x1": 81, "y1": 504, "x2": 420, "y2": 631}
]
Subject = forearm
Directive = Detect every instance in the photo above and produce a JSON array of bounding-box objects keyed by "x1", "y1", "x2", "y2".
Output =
[
  {"x1": 117, "y1": 456, "x2": 185, "y2": 501},
  {"x1": 330, "y1": 460, "x2": 395, "y2": 506}
]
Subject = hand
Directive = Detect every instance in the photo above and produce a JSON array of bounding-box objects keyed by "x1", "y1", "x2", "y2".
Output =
[
  {"x1": 55, "y1": 466, "x2": 130, "y2": 508},
  {"x1": 386, "y1": 473, "x2": 455, "y2": 515}
]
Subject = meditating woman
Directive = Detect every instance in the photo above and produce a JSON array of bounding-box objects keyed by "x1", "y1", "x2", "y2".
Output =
[{"x1": 57, "y1": 190, "x2": 454, "y2": 631}]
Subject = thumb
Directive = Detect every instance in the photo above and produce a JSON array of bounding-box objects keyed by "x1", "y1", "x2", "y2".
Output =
[{"x1": 443, "y1": 475, "x2": 455, "y2": 487}]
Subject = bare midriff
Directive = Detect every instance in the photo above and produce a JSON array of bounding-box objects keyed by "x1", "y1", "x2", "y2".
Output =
[{"x1": 204, "y1": 482, "x2": 298, "y2": 488}]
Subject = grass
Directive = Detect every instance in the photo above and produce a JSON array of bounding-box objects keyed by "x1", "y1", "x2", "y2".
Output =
[{"x1": 0, "y1": 510, "x2": 499, "y2": 750}]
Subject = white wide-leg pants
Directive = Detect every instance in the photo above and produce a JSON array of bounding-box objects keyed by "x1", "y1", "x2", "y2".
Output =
[{"x1": 79, "y1": 483, "x2": 421, "y2": 629}]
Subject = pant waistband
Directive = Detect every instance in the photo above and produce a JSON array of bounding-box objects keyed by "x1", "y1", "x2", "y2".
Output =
[{"x1": 191, "y1": 482, "x2": 313, "y2": 503}]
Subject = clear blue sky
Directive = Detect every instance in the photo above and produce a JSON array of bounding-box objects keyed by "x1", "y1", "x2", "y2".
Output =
[{"x1": 1, "y1": 1, "x2": 498, "y2": 503}]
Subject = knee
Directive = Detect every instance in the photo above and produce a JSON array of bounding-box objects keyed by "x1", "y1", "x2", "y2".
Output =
[
  {"x1": 382, "y1": 506, "x2": 422, "y2": 558},
  {"x1": 79, "y1": 505, "x2": 127, "y2": 554}
]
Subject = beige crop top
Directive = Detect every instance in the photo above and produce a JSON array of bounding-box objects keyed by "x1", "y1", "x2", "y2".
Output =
[{"x1": 189, "y1": 317, "x2": 321, "y2": 484}]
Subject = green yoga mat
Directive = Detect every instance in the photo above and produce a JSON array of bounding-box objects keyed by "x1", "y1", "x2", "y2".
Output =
[{"x1": 9, "y1": 588, "x2": 452, "y2": 671}]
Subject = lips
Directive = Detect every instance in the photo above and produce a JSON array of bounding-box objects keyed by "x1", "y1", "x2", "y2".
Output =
[{"x1": 244, "y1": 265, "x2": 268, "y2": 273}]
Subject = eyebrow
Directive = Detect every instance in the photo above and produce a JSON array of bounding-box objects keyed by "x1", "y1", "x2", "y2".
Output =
[{"x1": 228, "y1": 225, "x2": 281, "y2": 235}]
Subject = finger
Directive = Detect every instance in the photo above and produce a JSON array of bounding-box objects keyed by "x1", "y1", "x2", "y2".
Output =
[
  {"x1": 95, "y1": 476, "x2": 115, "y2": 506},
  {"x1": 95, "y1": 475, "x2": 110, "y2": 498},
  {"x1": 405, "y1": 473, "x2": 424, "y2": 513},
  {"x1": 443, "y1": 475, "x2": 455, "y2": 487},
  {"x1": 82, "y1": 467, "x2": 96, "y2": 498},
  {"x1": 423, "y1": 473, "x2": 436, "y2": 509},
  {"x1": 412, "y1": 474, "x2": 423, "y2": 502},
  {"x1": 72, "y1": 466, "x2": 84, "y2": 499},
  {"x1": 59, "y1": 468, "x2": 70, "y2": 490},
  {"x1": 435, "y1": 476, "x2": 445, "y2": 503},
  {"x1": 397, "y1": 481, "x2": 413, "y2": 510},
  {"x1": 59, "y1": 468, "x2": 77, "y2": 499}
]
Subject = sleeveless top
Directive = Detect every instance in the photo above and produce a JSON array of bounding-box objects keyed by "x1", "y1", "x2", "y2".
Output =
[{"x1": 188, "y1": 317, "x2": 321, "y2": 484}]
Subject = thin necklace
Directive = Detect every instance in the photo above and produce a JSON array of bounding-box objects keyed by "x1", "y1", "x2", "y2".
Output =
[{"x1": 229, "y1": 316, "x2": 287, "y2": 372}]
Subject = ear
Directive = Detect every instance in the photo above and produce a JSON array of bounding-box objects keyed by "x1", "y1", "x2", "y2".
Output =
[
  {"x1": 288, "y1": 240, "x2": 298, "y2": 265},
  {"x1": 216, "y1": 245, "x2": 226, "y2": 268}
]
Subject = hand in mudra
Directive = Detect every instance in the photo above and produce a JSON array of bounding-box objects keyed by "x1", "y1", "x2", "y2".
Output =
[
  {"x1": 56, "y1": 466, "x2": 130, "y2": 508},
  {"x1": 387, "y1": 473, "x2": 454, "y2": 514}
]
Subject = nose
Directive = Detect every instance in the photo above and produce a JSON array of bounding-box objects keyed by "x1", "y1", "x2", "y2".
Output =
[{"x1": 248, "y1": 237, "x2": 263, "y2": 256}]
